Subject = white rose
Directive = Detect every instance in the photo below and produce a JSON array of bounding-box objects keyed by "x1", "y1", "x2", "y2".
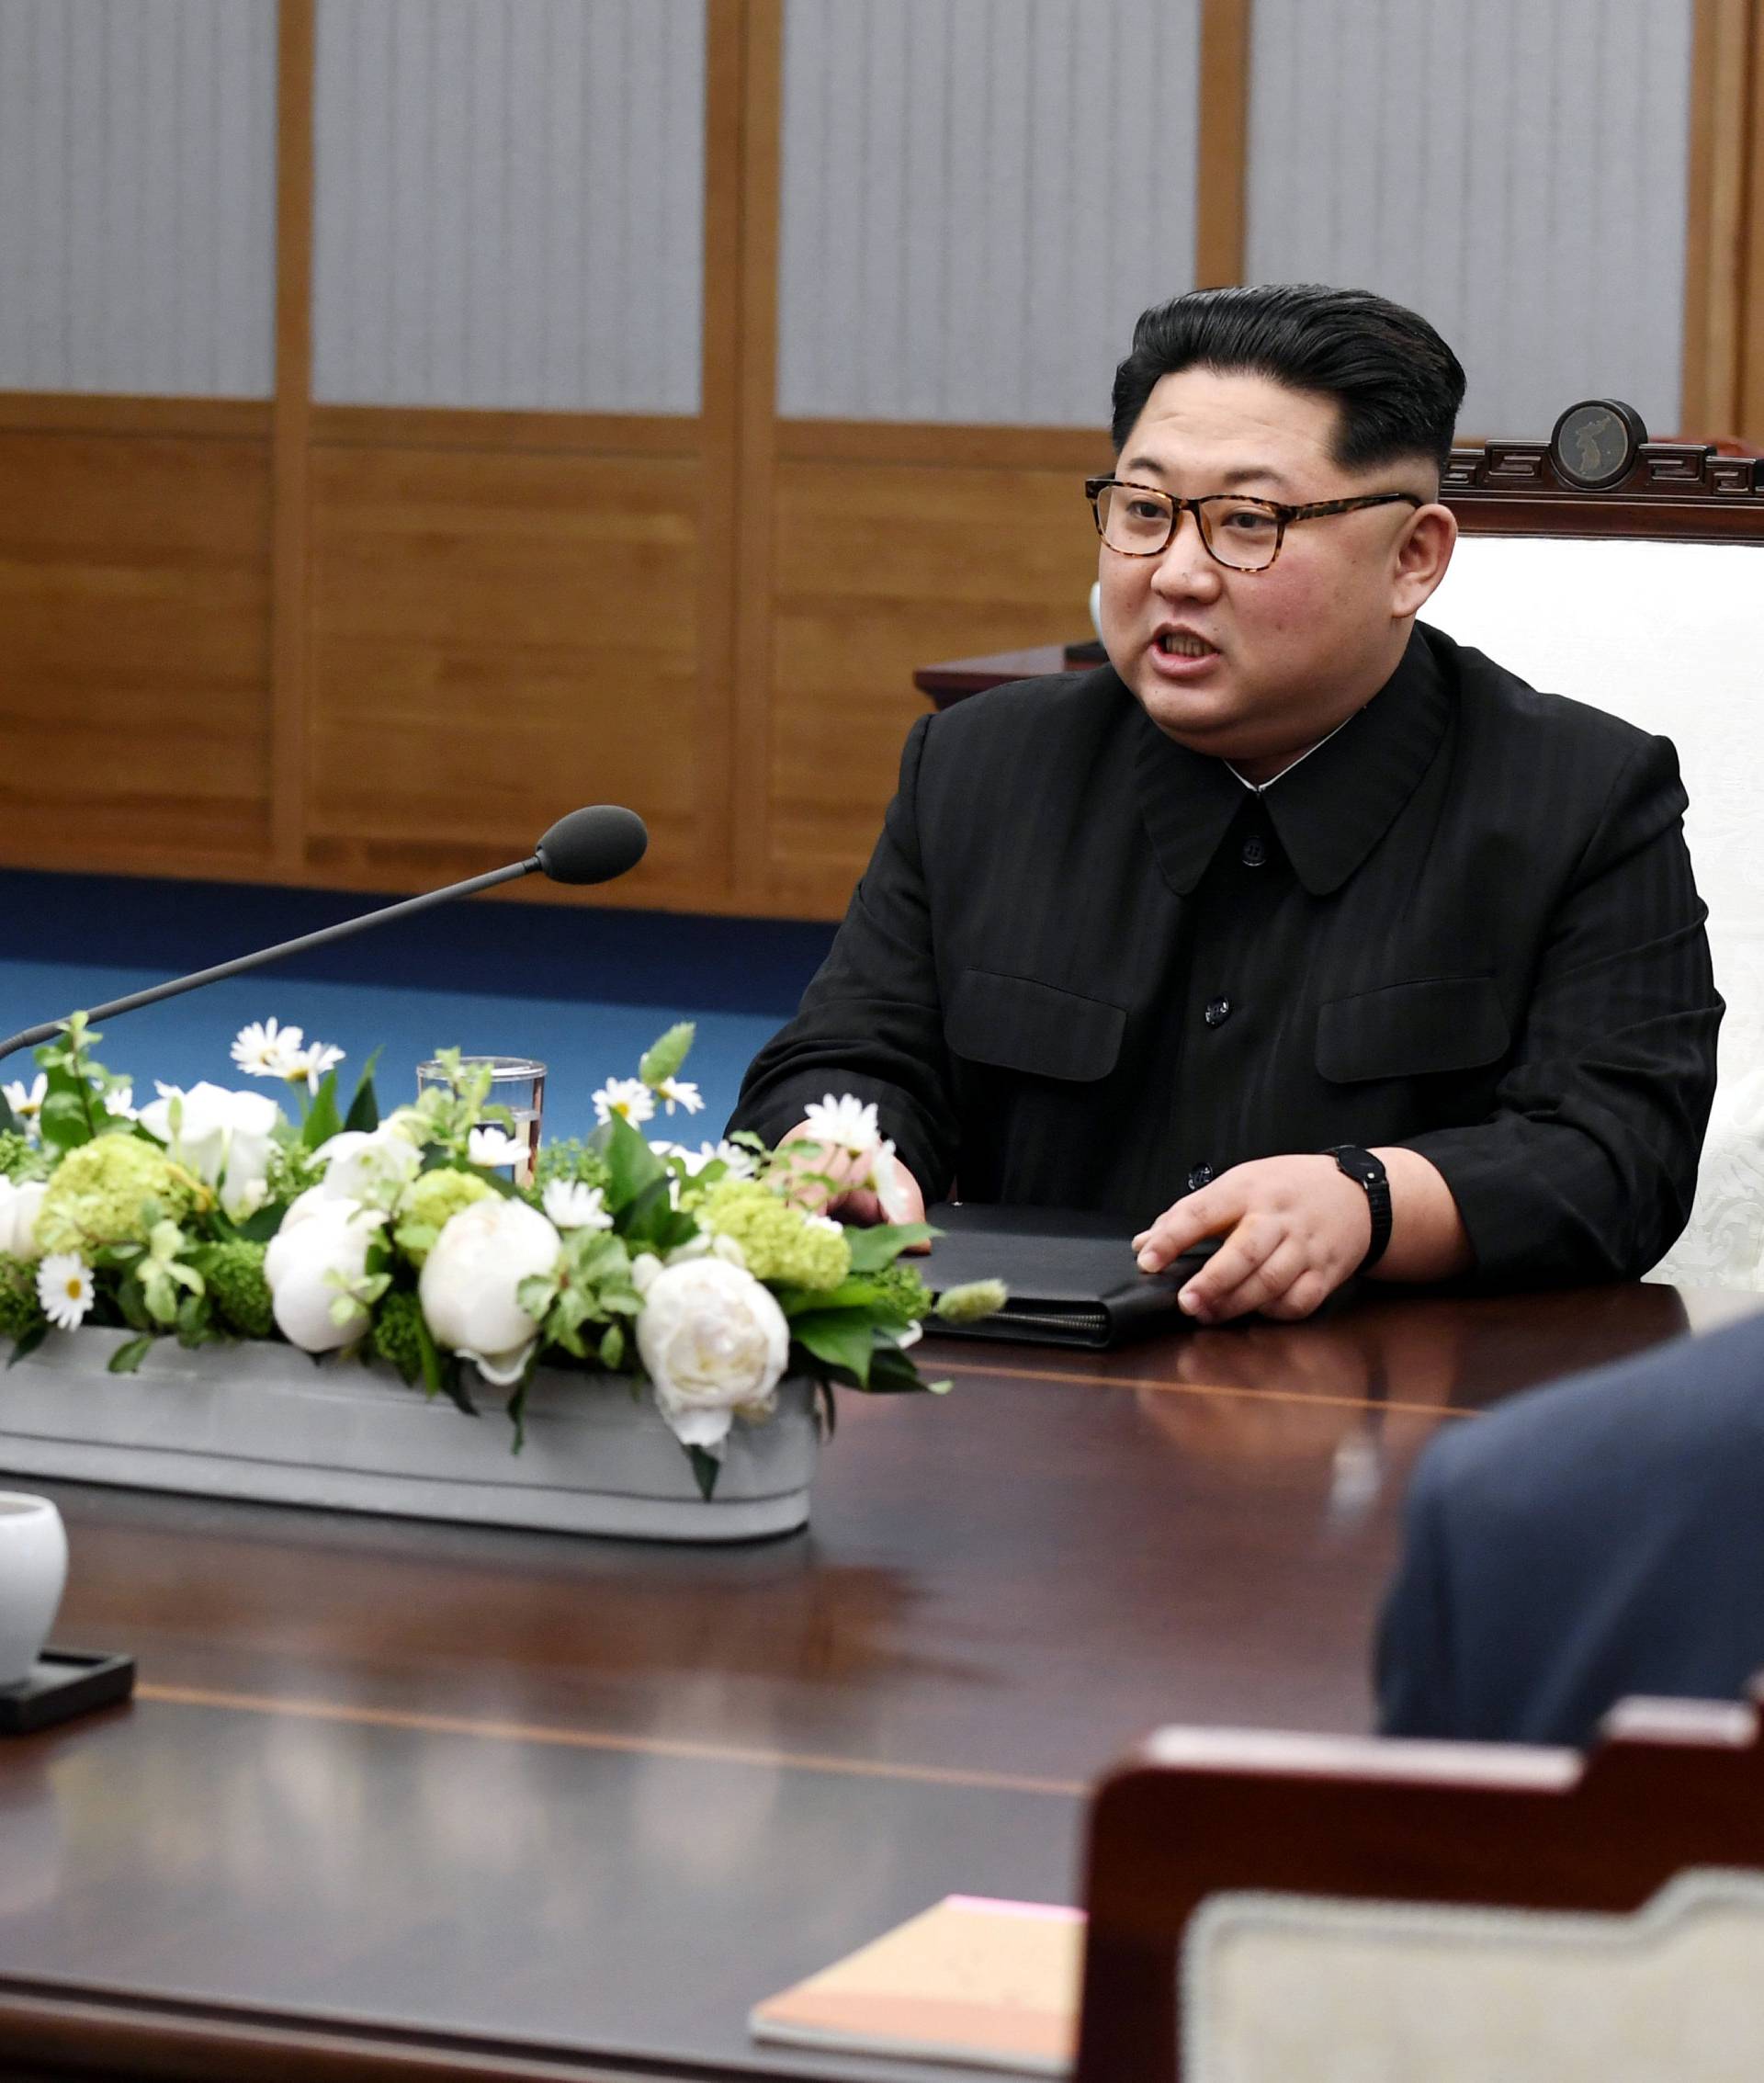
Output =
[
  {"x1": 419, "y1": 1196, "x2": 560, "y2": 1386},
  {"x1": 0, "y1": 1179, "x2": 47, "y2": 1262},
  {"x1": 138, "y1": 1081, "x2": 283, "y2": 1219},
  {"x1": 264, "y1": 1197, "x2": 386, "y2": 1352},
  {"x1": 313, "y1": 1126, "x2": 423, "y2": 1205},
  {"x1": 635, "y1": 1258, "x2": 790, "y2": 1454}
]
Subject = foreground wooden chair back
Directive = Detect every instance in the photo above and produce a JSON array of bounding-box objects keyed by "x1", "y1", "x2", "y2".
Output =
[
  {"x1": 1427, "y1": 414, "x2": 1764, "y2": 1290},
  {"x1": 1076, "y1": 1692, "x2": 1764, "y2": 2082}
]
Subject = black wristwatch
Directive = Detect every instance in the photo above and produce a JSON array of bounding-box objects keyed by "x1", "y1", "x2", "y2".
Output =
[{"x1": 1328, "y1": 1145, "x2": 1392, "y2": 1273}]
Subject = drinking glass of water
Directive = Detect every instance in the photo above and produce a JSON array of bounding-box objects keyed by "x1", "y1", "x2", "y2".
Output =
[{"x1": 416, "y1": 1056, "x2": 547, "y2": 1185}]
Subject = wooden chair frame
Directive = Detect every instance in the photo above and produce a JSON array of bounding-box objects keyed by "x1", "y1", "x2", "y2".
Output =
[{"x1": 1076, "y1": 1689, "x2": 1764, "y2": 2083}]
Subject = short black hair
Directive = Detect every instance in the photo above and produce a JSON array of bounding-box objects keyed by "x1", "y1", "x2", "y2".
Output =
[{"x1": 1110, "y1": 283, "x2": 1466, "y2": 479}]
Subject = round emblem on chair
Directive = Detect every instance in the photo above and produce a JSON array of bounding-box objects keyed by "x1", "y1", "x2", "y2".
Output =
[{"x1": 1549, "y1": 399, "x2": 1647, "y2": 490}]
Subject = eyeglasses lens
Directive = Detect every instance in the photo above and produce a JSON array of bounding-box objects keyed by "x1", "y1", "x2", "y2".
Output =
[{"x1": 1096, "y1": 487, "x2": 1283, "y2": 571}]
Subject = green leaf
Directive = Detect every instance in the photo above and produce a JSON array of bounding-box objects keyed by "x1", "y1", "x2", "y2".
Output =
[
  {"x1": 842, "y1": 1222, "x2": 938, "y2": 1273},
  {"x1": 686, "y1": 1443, "x2": 720, "y2": 1500},
  {"x1": 39, "y1": 1089, "x2": 94, "y2": 1152},
  {"x1": 775, "y1": 1277, "x2": 885, "y2": 1319},
  {"x1": 300, "y1": 1070, "x2": 344, "y2": 1150},
  {"x1": 598, "y1": 1321, "x2": 625, "y2": 1370},
  {"x1": 343, "y1": 1051, "x2": 382, "y2": 1134},
  {"x1": 619, "y1": 1175, "x2": 677, "y2": 1249},
  {"x1": 0, "y1": 1088, "x2": 13, "y2": 1132},
  {"x1": 602, "y1": 1113, "x2": 666, "y2": 1212},
  {"x1": 106, "y1": 1333, "x2": 157, "y2": 1375},
  {"x1": 232, "y1": 1201, "x2": 287, "y2": 1242},
  {"x1": 864, "y1": 1341, "x2": 933, "y2": 1396},
  {"x1": 6, "y1": 1324, "x2": 49, "y2": 1367},
  {"x1": 639, "y1": 1023, "x2": 696, "y2": 1090},
  {"x1": 788, "y1": 1309, "x2": 878, "y2": 1387}
]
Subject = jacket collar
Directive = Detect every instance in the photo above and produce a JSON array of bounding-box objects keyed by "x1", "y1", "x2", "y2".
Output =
[{"x1": 1131, "y1": 626, "x2": 1450, "y2": 898}]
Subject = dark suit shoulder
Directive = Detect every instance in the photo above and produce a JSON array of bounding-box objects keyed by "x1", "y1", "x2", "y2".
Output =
[{"x1": 922, "y1": 664, "x2": 1130, "y2": 754}]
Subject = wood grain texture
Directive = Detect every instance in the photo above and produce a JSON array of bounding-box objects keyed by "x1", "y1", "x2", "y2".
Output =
[
  {"x1": 303, "y1": 438, "x2": 709, "y2": 904},
  {"x1": 1195, "y1": 0, "x2": 1251, "y2": 288},
  {"x1": 271, "y1": 0, "x2": 316, "y2": 873},
  {"x1": 764, "y1": 452, "x2": 1098, "y2": 911},
  {"x1": 0, "y1": 1286, "x2": 1749, "y2": 2082},
  {"x1": 0, "y1": 425, "x2": 273, "y2": 870},
  {"x1": 731, "y1": 0, "x2": 785, "y2": 907},
  {"x1": 1681, "y1": 0, "x2": 1754, "y2": 433}
]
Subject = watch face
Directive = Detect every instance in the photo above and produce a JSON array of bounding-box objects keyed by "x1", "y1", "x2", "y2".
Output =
[{"x1": 1550, "y1": 400, "x2": 1645, "y2": 490}]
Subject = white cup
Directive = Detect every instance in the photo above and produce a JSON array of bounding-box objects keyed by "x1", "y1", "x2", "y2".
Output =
[{"x1": 0, "y1": 1494, "x2": 68, "y2": 1689}]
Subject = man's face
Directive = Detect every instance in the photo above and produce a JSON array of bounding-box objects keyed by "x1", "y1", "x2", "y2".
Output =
[{"x1": 1097, "y1": 368, "x2": 1452, "y2": 777}]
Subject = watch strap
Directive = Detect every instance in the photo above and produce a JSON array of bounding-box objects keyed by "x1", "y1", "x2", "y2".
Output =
[{"x1": 1328, "y1": 1145, "x2": 1393, "y2": 1273}]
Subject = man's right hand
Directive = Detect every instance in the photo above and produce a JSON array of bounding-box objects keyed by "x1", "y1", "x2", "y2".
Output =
[{"x1": 775, "y1": 1122, "x2": 927, "y2": 1234}]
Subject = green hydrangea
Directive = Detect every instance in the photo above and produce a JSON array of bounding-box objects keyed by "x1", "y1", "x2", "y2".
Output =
[
  {"x1": 35, "y1": 1135, "x2": 197, "y2": 1254},
  {"x1": 532, "y1": 1138, "x2": 612, "y2": 1195},
  {"x1": 394, "y1": 1167, "x2": 496, "y2": 1265},
  {"x1": 0, "y1": 1253, "x2": 45, "y2": 1341},
  {"x1": 371, "y1": 1286, "x2": 426, "y2": 1384},
  {"x1": 699, "y1": 1179, "x2": 852, "y2": 1290},
  {"x1": 867, "y1": 1260, "x2": 932, "y2": 1325},
  {"x1": 207, "y1": 1239, "x2": 274, "y2": 1339},
  {"x1": 0, "y1": 1130, "x2": 49, "y2": 1184}
]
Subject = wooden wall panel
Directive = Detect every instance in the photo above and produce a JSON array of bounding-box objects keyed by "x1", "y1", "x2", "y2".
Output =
[
  {"x1": 763, "y1": 446, "x2": 1102, "y2": 911},
  {"x1": 0, "y1": 423, "x2": 273, "y2": 867},
  {"x1": 303, "y1": 432, "x2": 712, "y2": 909}
]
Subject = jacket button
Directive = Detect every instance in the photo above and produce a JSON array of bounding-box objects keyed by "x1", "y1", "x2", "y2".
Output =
[
  {"x1": 1204, "y1": 997, "x2": 1232, "y2": 1027},
  {"x1": 1187, "y1": 1163, "x2": 1214, "y2": 1192},
  {"x1": 1240, "y1": 834, "x2": 1267, "y2": 866}
]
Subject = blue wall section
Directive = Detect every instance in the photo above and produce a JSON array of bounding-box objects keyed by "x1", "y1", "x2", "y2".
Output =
[{"x1": 0, "y1": 871, "x2": 838, "y2": 1145}]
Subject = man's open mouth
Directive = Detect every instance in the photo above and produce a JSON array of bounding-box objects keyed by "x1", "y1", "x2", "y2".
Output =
[{"x1": 1156, "y1": 632, "x2": 1217, "y2": 658}]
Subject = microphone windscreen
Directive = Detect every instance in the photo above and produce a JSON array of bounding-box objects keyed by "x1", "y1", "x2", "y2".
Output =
[{"x1": 534, "y1": 805, "x2": 649, "y2": 886}]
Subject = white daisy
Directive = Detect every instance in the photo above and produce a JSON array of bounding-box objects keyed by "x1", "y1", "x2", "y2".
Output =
[
  {"x1": 802, "y1": 1092, "x2": 881, "y2": 1157},
  {"x1": 281, "y1": 1039, "x2": 345, "y2": 1096},
  {"x1": 3, "y1": 1072, "x2": 46, "y2": 1130},
  {"x1": 695, "y1": 1138, "x2": 758, "y2": 1180},
  {"x1": 542, "y1": 1180, "x2": 612, "y2": 1231},
  {"x1": 468, "y1": 1126, "x2": 523, "y2": 1169},
  {"x1": 231, "y1": 1018, "x2": 303, "y2": 1078},
  {"x1": 654, "y1": 1076, "x2": 704, "y2": 1116},
  {"x1": 37, "y1": 1252, "x2": 95, "y2": 1331},
  {"x1": 593, "y1": 1077, "x2": 655, "y2": 1128}
]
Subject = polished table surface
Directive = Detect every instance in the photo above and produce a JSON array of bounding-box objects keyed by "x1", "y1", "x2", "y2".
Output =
[{"x1": 2, "y1": 1283, "x2": 1758, "y2": 2077}]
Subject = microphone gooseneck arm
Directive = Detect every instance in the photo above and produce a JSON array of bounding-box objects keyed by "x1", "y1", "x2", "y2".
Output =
[{"x1": 0, "y1": 855, "x2": 540, "y2": 1068}]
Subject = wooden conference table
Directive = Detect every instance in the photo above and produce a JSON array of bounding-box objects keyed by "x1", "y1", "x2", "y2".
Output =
[{"x1": 1, "y1": 1282, "x2": 1758, "y2": 2080}]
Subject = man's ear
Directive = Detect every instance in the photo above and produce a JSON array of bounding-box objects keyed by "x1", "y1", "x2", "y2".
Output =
[{"x1": 1391, "y1": 502, "x2": 1458, "y2": 620}]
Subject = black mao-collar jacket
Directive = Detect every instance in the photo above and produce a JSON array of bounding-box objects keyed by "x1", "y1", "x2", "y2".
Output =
[{"x1": 731, "y1": 624, "x2": 1722, "y2": 1287}]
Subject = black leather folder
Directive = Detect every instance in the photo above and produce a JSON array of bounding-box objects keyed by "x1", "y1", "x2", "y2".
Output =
[{"x1": 922, "y1": 1202, "x2": 1219, "y2": 1350}]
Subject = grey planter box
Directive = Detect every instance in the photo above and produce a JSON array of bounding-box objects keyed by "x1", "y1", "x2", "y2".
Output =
[{"x1": 0, "y1": 1328, "x2": 818, "y2": 1543}]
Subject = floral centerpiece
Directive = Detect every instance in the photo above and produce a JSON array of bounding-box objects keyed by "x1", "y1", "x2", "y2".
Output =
[{"x1": 0, "y1": 1015, "x2": 1002, "y2": 1502}]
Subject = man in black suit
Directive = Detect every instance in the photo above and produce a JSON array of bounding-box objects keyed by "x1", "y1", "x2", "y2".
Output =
[
  {"x1": 1377, "y1": 1309, "x2": 1764, "y2": 1746},
  {"x1": 731, "y1": 283, "x2": 1721, "y2": 1321}
]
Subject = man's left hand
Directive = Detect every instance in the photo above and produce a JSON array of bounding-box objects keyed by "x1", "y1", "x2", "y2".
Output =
[{"x1": 1132, "y1": 1156, "x2": 1372, "y2": 1322}]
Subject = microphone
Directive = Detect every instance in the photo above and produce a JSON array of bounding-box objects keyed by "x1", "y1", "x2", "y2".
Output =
[{"x1": 0, "y1": 805, "x2": 649, "y2": 1066}]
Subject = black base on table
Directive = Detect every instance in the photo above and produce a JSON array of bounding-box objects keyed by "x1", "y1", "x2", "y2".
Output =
[{"x1": 0, "y1": 1647, "x2": 135, "y2": 1734}]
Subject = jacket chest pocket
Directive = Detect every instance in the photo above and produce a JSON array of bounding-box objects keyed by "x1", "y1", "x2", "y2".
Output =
[
  {"x1": 945, "y1": 969, "x2": 1126, "y2": 1083},
  {"x1": 1316, "y1": 976, "x2": 1510, "y2": 1084}
]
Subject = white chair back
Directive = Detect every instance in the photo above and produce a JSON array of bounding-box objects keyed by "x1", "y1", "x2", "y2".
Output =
[{"x1": 1426, "y1": 532, "x2": 1764, "y2": 1288}]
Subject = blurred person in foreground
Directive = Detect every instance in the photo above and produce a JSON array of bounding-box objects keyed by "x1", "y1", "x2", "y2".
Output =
[
  {"x1": 731, "y1": 283, "x2": 1721, "y2": 1322},
  {"x1": 1379, "y1": 1309, "x2": 1764, "y2": 1745}
]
